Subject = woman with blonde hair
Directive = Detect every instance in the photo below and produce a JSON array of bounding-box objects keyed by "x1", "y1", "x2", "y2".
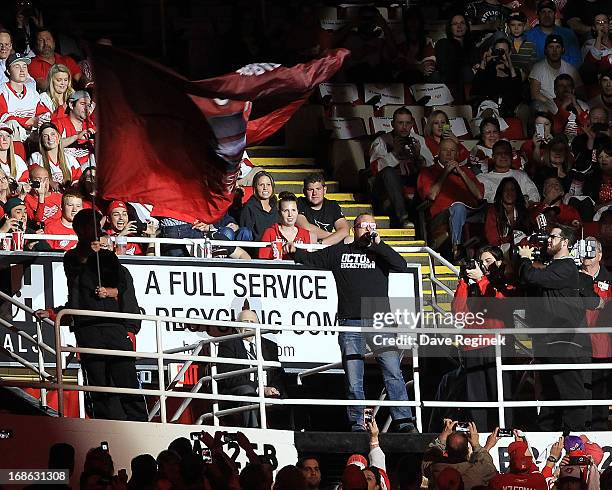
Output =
[
  {"x1": 0, "y1": 125, "x2": 28, "y2": 182},
  {"x1": 39, "y1": 64, "x2": 74, "y2": 121},
  {"x1": 423, "y1": 110, "x2": 470, "y2": 162},
  {"x1": 28, "y1": 122, "x2": 81, "y2": 189}
]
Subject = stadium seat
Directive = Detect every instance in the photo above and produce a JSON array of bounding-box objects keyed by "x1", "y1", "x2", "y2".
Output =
[
  {"x1": 330, "y1": 139, "x2": 368, "y2": 191},
  {"x1": 363, "y1": 83, "x2": 405, "y2": 107},
  {"x1": 433, "y1": 105, "x2": 473, "y2": 121},
  {"x1": 332, "y1": 104, "x2": 375, "y2": 123},
  {"x1": 285, "y1": 105, "x2": 325, "y2": 153}
]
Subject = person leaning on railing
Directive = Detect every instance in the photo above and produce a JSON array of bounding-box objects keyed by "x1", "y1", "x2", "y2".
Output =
[{"x1": 422, "y1": 419, "x2": 499, "y2": 490}]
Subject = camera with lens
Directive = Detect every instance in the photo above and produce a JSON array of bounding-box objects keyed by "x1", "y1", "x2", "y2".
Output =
[
  {"x1": 399, "y1": 136, "x2": 419, "y2": 160},
  {"x1": 525, "y1": 231, "x2": 549, "y2": 261},
  {"x1": 30, "y1": 181, "x2": 40, "y2": 189},
  {"x1": 135, "y1": 221, "x2": 148, "y2": 235},
  {"x1": 459, "y1": 258, "x2": 479, "y2": 281}
]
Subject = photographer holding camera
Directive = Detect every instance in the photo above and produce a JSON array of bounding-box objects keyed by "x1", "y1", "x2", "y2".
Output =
[
  {"x1": 452, "y1": 245, "x2": 518, "y2": 430},
  {"x1": 518, "y1": 224, "x2": 592, "y2": 430},
  {"x1": 104, "y1": 200, "x2": 158, "y2": 256},
  {"x1": 471, "y1": 38, "x2": 523, "y2": 117},
  {"x1": 370, "y1": 106, "x2": 433, "y2": 228}
]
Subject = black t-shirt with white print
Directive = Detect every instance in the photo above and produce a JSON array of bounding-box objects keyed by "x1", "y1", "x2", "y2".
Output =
[{"x1": 297, "y1": 197, "x2": 344, "y2": 233}]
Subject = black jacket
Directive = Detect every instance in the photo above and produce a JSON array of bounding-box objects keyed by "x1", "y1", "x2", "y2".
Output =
[
  {"x1": 67, "y1": 250, "x2": 141, "y2": 334},
  {"x1": 216, "y1": 337, "x2": 286, "y2": 395},
  {"x1": 239, "y1": 195, "x2": 278, "y2": 241},
  {"x1": 519, "y1": 256, "x2": 590, "y2": 348}
]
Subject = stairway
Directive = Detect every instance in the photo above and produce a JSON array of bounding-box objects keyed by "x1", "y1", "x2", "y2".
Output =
[{"x1": 249, "y1": 148, "x2": 459, "y2": 308}]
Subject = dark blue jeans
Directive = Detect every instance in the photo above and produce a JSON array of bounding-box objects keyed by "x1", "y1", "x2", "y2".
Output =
[
  {"x1": 339, "y1": 319, "x2": 414, "y2": 430},
  {"x1": 160, "y1": 224, "x2": 205, "y2": 257}
]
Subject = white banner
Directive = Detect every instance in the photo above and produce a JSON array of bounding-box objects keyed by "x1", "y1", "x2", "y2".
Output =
[
  {"x1": 318, "y1": 83, "x2": 359, "y2": 103},
  {"x1": 364, "y1": 83, "x2": 405, "y2": 108},
  {"x1": 410, "y1": 83, "x2": 454, "y2": 106},
  {"x1": 1, "y1": 254, "x2": 422, "y2": 367}
]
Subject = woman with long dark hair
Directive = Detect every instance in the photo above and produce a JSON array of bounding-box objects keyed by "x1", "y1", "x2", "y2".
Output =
[
  {"x1": 240, "y1": 170, "x2": 278, "y2": 241},
  {"x1": 484, "y1": 177, "x2": 530, "y2": 247}
]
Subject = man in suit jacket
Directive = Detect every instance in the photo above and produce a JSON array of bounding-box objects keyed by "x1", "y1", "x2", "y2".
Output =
[{"x1": 216, "y1": 309, "x2": 286, "y2": 427}]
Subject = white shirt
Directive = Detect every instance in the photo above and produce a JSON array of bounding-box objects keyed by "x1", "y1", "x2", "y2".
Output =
[
  {"x1": 28, "y1": 151, "x2": 80, "y2": 183},
  {"x1": 477, "y1": 168, "x2": 541, "y2": 203},
  {"x1": 370, "y1": 129, "x2": 434, "y2": 173},
  {"x1": 529, "y1": 59, "x2": 583, "y2": 101},
  {"x1": 0, "y1": 154, "x2": 28, "y2": 181},
  {"x1": 0, "y1": 59, "x2": 36, "y2": 89}
]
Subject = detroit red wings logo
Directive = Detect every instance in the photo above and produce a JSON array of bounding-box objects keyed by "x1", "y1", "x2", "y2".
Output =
[{"x1": 43, "y1": 205, "x2": 59, "y2": 220}]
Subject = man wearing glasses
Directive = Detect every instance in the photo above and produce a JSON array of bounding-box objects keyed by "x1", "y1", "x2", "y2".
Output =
[
  {"x1": 290, "y1": 214, "x2": 416, "y2": 432},
  {"x1": 518, "y1": 224, "x2": 591, "y2": 430}
]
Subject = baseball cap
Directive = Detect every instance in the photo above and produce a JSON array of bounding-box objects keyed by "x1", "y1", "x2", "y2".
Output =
[
  {"x1": 507, "y1": 11, "x2": 527, "y2": 23},
  {"x1": 436, "y1": 467, "x2": 463, "y2": 490},
  {"x1": 68, "y1": 90, "x2": 91, "y2": 103},
  {"x1": 564, "y1": 435, "x2": 585, "y2": 453},
  {"x1": 599, "y1": 68, "x2": 612, "y2": 81},
  {"x1": 342, "y1": 465, "x2": 368, "y2": 490},
  {"x1": 107, "y1": 200, "x2": 128, "y2": 216},
  {"x1": 5, "y1": 52, "x2": 31, "y2": 68},
  {"x1": 346, "y1": 454, "x2": 368, "y2": 470},
  {"x1": 0, "y1": 124, "x2": 13, "y2": 135},
  {"x1": 537, "y1": 0, "x2": 557, "y2": 12},
  {"x1": 545, "y1": 34, "x2": 564, "y2": 48},
  {"x1": 4, "y1": 198, "x2": 25, "y2": 216},
  {"x1": 508, "y1": 440, "x2": 532, "y2": 471},
  {"x1": 579, "y1": 435, "x2": 604, "y2": 465},
  {"x1": 38, "y1": 122, "x2": 59, "y2": 135}
]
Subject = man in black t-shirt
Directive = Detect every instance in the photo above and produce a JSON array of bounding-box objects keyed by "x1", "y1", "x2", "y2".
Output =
[
  {"x1": 465, "y1": 0, "x2": 511, "y2": 42},
  {"x1": 296, "y1": 173, "x2": 350, "y2": 246}
]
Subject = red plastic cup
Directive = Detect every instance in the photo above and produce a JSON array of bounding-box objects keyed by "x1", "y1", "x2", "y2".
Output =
[
  {"x1": 12, "y1": 231, "x2": 24, "y2": 251},
  {"x1": 272, "y1": 241, "x2": 283, "y2": 260}
]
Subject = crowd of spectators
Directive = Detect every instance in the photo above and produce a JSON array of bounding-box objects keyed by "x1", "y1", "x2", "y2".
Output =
[{"x1": 17, "y1": 420, "x2": 612, "y2": 490}]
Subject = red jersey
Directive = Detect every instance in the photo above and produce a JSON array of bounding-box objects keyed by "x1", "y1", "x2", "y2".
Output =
[
  {"x1": 0, "y1": 82, "x2": 49, "y2": 129},
  {"x1": 417, "y1": 162, "x2": 484, "y2": 217},
  {"x1": 24, "y1": 192, "x2": 62, "y2": 223},
  {"x1": 258, "y1": 223, "x2": 310, "y2": 259},
  {"x1": 54, "y1": 115, "x2": 96, "y2": 166},
  {"x1": 44, "y1": 218, "x2": 77, "y2": 251},
  {"x1": 28, "y1": 53, "x2": 81, "y2": 83},
  {"x1": 489, "y1": 471, "x2": 548, "y2": 490}
]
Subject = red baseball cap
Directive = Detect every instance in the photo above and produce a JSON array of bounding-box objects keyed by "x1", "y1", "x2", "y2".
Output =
[
  {"x1": 107, "y1": 200, "x2": 128, "y2": 216},
  {"x1": 342, "y1": 465, "x2": 367, "y2": 490},
  {"x1": 346, "y1": 454, "x2": 368, "y2": 470},
  {"x1": 508, "y1": 441, "x2": 532, "y2": 471}
]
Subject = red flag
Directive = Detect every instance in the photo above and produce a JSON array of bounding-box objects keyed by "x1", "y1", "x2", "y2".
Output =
[{"x1": 92, "y1": 45, "x2": 348, "y2": 223}]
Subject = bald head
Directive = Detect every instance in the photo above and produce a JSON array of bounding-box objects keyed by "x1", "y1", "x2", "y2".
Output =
[
  {"x1": 446, "y1": 432, "x2": 469, "y2": 461},
  {"x1": 30, "y1": 165, "x2": 50, "y2": 180},
  {"x1": 239, "y1": 309, "x2": 259, "y2": 323}
]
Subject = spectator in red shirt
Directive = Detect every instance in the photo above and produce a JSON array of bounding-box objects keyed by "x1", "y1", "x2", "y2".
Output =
[
  {"x1": 549, "y1": 74, "x2": 588, "y2": 135},
  {"x1": 28, "y1": 29, "x2": 82, "y2": 91},
  {"x1": 28, "y1": 122, "x2": 82, "y2": 188},
  {"x1": 424, "y1": 110, "x2": 470, "y2": 163},
  {"x1": 531, "y1": 176, "x2": 582, "y2": 228},
  {"x1": 24, "y1": 165, "x2": 62, "y2": 223},
  {"x1": 417, "y1": 138, "x2": 485, "y2": 257},
  {"x1": 588, "y1": 69, "x2": 612, "y2": 110},
  {"x1": 489, "y1": 439, "x2": 547, "y2": 490},
  {"x1": 0, "y1": 124, "x2": 28, "y2": 182},
  {"x1": 522, "y1": 112, "x2": 555, "y2": 175},
  {"x1": 583, "y1": 143, "x2": 612, "y2": 219},
  {"x1": 39, "y1": 64, "x2": 74, "y2": 122},
  {"x1": 54, "y1": 90, "x2": 96, "y2": 166},
  {"x1": 45, "y1": 190, "x2": 83, "y2": 251},
  {"x1": 259, "y1": 191, "x2": 314, "y2": 260},
  {"x1": 484, "y1": 177, "x2": 531, "y2": 248},
  {"x1": 0, "y1": 53, "x2": 48, "y2": 141}
]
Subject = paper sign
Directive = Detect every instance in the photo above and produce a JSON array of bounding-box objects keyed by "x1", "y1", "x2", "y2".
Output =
[
  {"x1": 409, "y1": 83, "x2": 454, "y2": 106},
  {"x1": 364, "y1": 83, "x2": 404, "y2": 108},
  {"x1": 449, "y1": 116, "x2": 469, "y2": 137},
  {"x1": 326, "y1": 117, "x2": 367, "y2": 139},
  {"x1": 319, "y1": 83, "x2": 359, "y2": 103},
  {"x1": 319, "y1": 18, "x2": 349, "y2": 30},
  {"x1": 371, "y1": 116, "x2": 393, "y2": 134}
]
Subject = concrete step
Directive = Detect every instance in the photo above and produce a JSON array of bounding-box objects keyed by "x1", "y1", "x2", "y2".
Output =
[
  {"x1": 379, "y1": 228, "x2": 415, "y2": 237},
  {"x1": 278, "y1": 181, "x2": 340, "y2": 193},
  {"x1": 247, "y1": 147, "x2": 311, "y2": 158},
  {"x1": 250, "y1": 157, "x2": 317, "y2": 167},
  {"x1": 387, "y1": 240, "x2": 425, "y2": 246},
  {"x1": 339, "y1": 203, "x2": 374, "y2": 215},
  {"x1": 344, "y1": 215, "x2": 390, "y2": 228},
  {"x1": 301, "y1": 193, "x2": 356, "y2": 202},
  {"x1": 266, "y1": 168, "x2": 325, "y2": 181}
]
